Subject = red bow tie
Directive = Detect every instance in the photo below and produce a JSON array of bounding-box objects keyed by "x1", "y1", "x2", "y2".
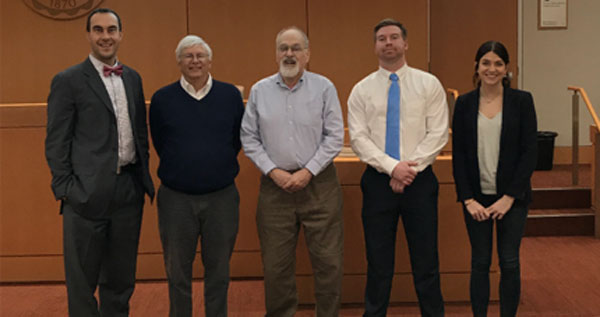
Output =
[{"x1": 103, "y1": 64, "x2": 123, "y2": 77}]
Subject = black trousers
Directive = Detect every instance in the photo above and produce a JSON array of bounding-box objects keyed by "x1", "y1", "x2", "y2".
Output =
[
  {"x1": 463, "y1": 194, "x2": 528, "y2": 317},
  {"x1": 361, "y1": 166, "x2": 444, "y2": 317},
  {"x1": 62, "y1": 169, "x2": 145, "y2": 317}
]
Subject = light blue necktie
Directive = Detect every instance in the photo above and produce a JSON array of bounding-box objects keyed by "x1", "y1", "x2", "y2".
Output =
[{"x1": 385, "y1": 73, "x2": 400, "y2": 160}]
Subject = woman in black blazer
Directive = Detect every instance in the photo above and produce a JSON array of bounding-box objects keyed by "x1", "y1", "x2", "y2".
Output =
[{"x1": 452, "y1": 41, "x2": 537, "y2": 317}]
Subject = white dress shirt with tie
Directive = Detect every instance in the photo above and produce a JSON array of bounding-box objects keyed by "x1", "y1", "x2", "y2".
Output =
[
  {"x1": 348, "y1": 64, "x2": 449, "y2": 175},
  {"x1": 89, "y1": 54, "x2": 136, "y2": 167}
]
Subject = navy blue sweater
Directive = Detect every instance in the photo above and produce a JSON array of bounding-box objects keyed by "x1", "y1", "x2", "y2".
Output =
[{"x1": 149, "y1": 80, "x2": 244, "y2": 194}]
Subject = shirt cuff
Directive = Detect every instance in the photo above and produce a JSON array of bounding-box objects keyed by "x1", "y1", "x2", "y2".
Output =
[
  {"x1": 259, "y1": 161, "x2": 277, "y2": 176},
  {"x1": 305, "y1": 160, "x2": 322, "y2": 176},
  {"x1": 381, "y1": 156, "x2": 400, "y2": 176}
]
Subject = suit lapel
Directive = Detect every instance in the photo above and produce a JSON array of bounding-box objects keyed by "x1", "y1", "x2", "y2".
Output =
[
  {"x1": 121, "y1": 66, "x2": 137, "y2": 129},
  {"x1": 499, "y1": 88, "x2": 514, "y2": 156},
  {"x1": 83, "y1": 58, "x2": 114, "y2": 114},
  {"x1": 498, "y1": 87, "x2": 514, "y2": 168},
  {"x1": 470, "y1": 89, "x2": 480, "y2": 151}
]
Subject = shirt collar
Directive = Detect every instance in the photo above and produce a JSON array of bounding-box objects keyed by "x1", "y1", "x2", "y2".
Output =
[
  {"x1": 89, "y1": 54, "x2": 119, "y2": 76},
  {"x1": 275, "y1": 70, "x2": 306, "y2": 91},
  {"x1": 377, "y1": 63, "x2": 408, "y2": 81},
  {"x1": 179, "y1": 74, "x2": 213, "y2": 99}
]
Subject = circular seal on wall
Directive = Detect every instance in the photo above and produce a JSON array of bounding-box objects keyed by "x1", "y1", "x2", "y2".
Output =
[{"x1": 23, "y1": 0, "x2": 104, "y2": 20}]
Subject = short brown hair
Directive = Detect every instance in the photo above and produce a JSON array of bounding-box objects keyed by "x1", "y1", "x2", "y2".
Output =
[{"x1": 374, "y1": 18, "x2": 407, "y2": 41}]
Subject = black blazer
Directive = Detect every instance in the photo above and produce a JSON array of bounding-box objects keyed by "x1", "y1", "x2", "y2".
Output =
[
  {"x1": 45, "y1": 58, "x2": 155, "y2": 217},
  {"x1": 452, "y1": 87, "x2": 537, "y2": 204}
]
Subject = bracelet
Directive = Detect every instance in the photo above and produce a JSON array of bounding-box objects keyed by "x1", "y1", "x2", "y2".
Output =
[{"x1": 464, "y1": 199, "x2": 474, "y2": 206}]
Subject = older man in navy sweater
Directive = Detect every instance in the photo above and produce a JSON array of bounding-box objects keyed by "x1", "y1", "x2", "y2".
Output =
[{"x1": 149, "y1": 35, "x2": 244, "y2": 317}]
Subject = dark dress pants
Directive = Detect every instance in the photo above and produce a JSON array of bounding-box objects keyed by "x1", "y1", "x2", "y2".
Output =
[
  {"x1": 463, "y1": 194, "x2": 528, "y2": 317},
  {"x1": 62, "y1": 169, "x2": 145, "y2": 317},
  {"x1": 361, "y1": 166, "x2": 444, "y2": 317},
  {"x1": 157, "y1": 184, "x2": 239, "y2": 317}
]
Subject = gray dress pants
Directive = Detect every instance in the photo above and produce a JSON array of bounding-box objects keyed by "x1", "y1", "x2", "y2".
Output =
[{"x1": 157, "y1": 183, "x2": 240, "y2": 317}]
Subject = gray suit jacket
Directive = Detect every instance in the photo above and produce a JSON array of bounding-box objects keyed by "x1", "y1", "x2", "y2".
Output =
[{"x1": 45, "y1": 58, "x2": 155, "y2": 217}]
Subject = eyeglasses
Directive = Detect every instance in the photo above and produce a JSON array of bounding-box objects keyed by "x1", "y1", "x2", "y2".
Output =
[
  {"x1": 278, "y1": 44, "x2": 305, "y2": 54},
  {"x1": 181, "y1": 53, "x2": 209, "y2": 61}
]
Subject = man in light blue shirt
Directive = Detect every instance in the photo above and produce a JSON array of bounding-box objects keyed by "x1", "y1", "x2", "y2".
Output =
[{"x1": 241, "y1": 26, "x2": 344, "y2": 317}]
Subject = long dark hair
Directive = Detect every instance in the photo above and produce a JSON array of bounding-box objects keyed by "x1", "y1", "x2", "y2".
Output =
[{"x1": 473, "y1": 40, "x2": 510, "y2": 87}]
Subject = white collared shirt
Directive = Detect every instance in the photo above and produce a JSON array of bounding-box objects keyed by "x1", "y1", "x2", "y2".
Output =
[
  {"x1": 348, "y1": 63, "x2": 449, "y2": 175},
  {"x1": 88, "y1": 54, "x2": 136, "y2": 167},
  {"x1": 179, "y1": 74, "x2": 213, "y2": 101}
]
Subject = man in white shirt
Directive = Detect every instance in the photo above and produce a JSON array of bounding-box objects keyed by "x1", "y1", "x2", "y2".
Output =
[{"x1": 347, "y1": 18, "x2": 448, "y2": 317}]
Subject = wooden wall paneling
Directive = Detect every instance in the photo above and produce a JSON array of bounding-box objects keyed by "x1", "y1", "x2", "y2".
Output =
[
  {"x1": 0, "y1": 0, "x2": 187, "y2": 103},
  {"x1": 232, "y1": 154, "x2": 262, "y2": 252},
  {"x1": 307, "y1": 0, "x2": 430, "y2": 121},
  {"x1": 0, "y1": 256, "x2": 65, "y2": 282},
  {"x1": 430, "y1": 0, "x2": 518, "y2": 95},
  {"x1": 187, "y1": 0, "x2": 307, "y2": 100},
  {"x1": 136, "y1": 138, "x2": 162, "y2": 255},
  {"x1": 0, "y1": 125, "x2": 61, "y2": 256},
  {"x1": 0, "y1": 1, "x2": 87, "y2": 103},
  {"x1": 104, "y1": 0, "x2": 188, "y2": 102},
  {"x1": 0, "y1": 104, "x2": 490, "y2": 302},
  {"x1": 436, "y1": 158, "x2": 472, "y2": 272},
  {"x1": 341, "y1": 184, "x2": 368, "y2": 274},
  {"x1": 1, "y1": 3, "x2": 503, "y2": 303}
]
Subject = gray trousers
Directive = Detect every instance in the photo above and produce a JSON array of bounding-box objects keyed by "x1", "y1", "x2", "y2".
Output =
[
  {"x1": 62, "y1": 169, "x2": 144, "y2": 317},
  {"x1": 157, "y1": 183, "x2": 239, "y2": 317},
  {"x1": 257, "y1": 164, "x2": 344, "y2": 317}
]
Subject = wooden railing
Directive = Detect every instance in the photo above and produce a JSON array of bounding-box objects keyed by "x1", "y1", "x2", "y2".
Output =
[
  {"x1": 568, "y1": 86, "x2": 600, "y2": 238},
  {"x1": 567, "y1": 87, "x2": 600, "y2": 185},
  {"x1": 447, "y1": 88, "x2": 459, "y2": 128}
]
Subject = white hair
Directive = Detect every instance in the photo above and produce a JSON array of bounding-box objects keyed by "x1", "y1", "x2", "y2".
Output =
[{"x1": 175, "y1": 35, "x2": 213, "y2": 61}]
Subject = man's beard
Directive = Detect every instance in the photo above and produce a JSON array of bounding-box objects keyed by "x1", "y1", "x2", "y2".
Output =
[{"x1": 279, "y1": 58, "x2": 300, "y2": 79}]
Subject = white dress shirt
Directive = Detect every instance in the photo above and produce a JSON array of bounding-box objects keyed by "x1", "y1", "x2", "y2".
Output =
[
  {"x1": 89, "y1": 54, "x2": 136, "y2": 167},
  {"x1": 180, "y1": 74, "x2": 213, "y2": 100},
  {"x1": 348, "y1": 64, "x2": 449, "y2": 175}
]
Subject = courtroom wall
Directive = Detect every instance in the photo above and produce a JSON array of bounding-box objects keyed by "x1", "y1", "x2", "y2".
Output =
[
  {"x1": 1, "y1": 0, "x2": 519, "y2": 303},
  {"x1": 430, "y1": 0, "x2": 519, "y2": 94},
  {"x1": 521, "y1": 0, "x2": 600, "y2": 147},
  {"x1": 0, "y1": 0, "x2": 187, "y2": 103},
  {"x1": 0, "y1": 0, "x2": 428, "y2": 113}
]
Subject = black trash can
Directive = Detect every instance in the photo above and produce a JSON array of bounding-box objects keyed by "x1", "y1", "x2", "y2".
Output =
[{"x1": 536, "y1": 131, "x2": 558, "y2": 170}]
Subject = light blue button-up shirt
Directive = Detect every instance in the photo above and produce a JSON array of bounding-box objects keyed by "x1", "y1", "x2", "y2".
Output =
[{"x1": 241, "y1": 71, "x2": 344, "y2": 176}]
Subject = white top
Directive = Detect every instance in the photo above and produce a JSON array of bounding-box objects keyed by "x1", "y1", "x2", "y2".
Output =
[
  {"x1": 478, "y1": 111, "x2": 502, "y2": 194},
  {"x1": 88, "y1": 54, "x2": 135, "y2": 167},
  {"x1": 347, "y1": 64, "x2": 449, "y2": 175},
  {"x1": 180, "y1": 74, "x2": 213, "y2": 101}
]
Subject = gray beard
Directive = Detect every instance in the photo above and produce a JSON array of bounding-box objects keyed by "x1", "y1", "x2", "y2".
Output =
[{"x1": 279, "y1": 62, "x2": 300, "y2": 79}]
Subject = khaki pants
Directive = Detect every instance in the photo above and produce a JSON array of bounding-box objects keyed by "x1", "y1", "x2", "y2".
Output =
[{"x1": 257, "y1": 164, "x2": 344, "y2": 317}]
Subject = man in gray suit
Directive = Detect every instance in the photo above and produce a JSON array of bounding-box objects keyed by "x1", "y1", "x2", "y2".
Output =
[{"x1": 45, "y1": 8, "x2": 154, "y2": 316}]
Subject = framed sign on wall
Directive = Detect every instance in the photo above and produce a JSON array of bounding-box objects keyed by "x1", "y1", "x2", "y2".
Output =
[{"x1": 538, "y1": 0, "x2": 568, "y2": 29}]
